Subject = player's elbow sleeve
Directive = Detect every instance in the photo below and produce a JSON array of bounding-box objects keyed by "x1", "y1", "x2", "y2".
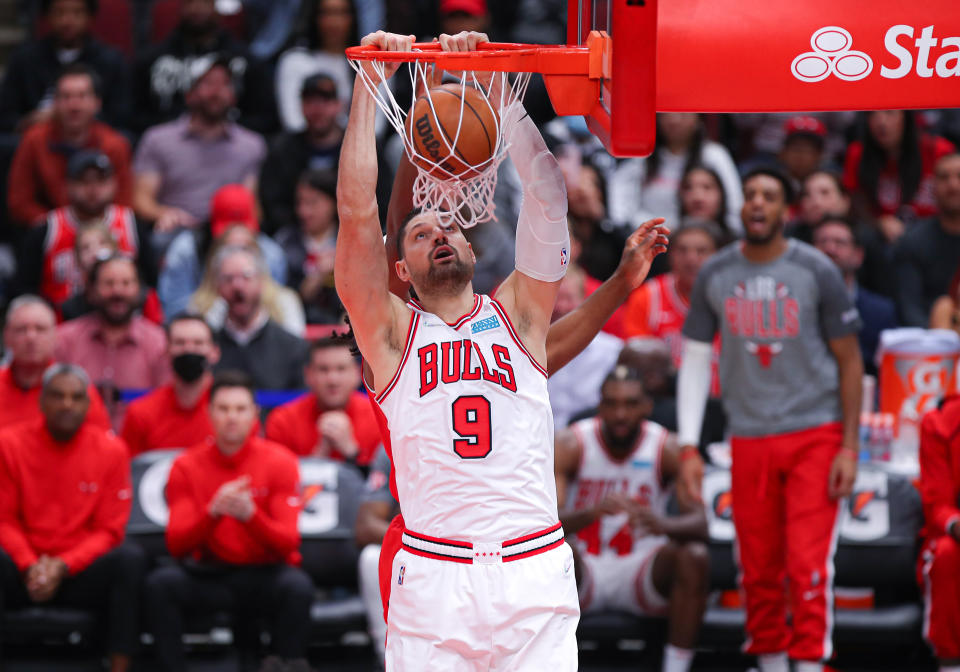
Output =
[
  {"x1": 514, "y1": 151, "x2": 570, "y2": 282},
  {"x1": 677, "y1": 338, "x2": 713, "y2": 448}
]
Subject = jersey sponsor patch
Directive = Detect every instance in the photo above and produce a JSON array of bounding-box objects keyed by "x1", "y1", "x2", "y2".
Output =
[
  {"x1": 630, "y1": 459, "x2": 654, "y2": 469},
  {"x1": 470, "y1": 315, "x2": 502, "y2": 334}
]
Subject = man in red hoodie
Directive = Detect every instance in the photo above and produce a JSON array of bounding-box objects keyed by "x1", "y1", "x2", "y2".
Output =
[
  {"x1": 144, "y1": 370, "x2": 313, "y2": 672},
  {"x1": 0, "y1": 363, "x2": 144, "y2": 672},
  {"x1": 266, "y1": 337, "x2": 380, "y2": 464},
  {"x1": 918, "y1": 394, "x2": 960, "y2": 670}
]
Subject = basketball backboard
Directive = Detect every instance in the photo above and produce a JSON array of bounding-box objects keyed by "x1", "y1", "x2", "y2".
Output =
[{"x1": 567, "y1": 0, "x2": 658, "y2": 157}]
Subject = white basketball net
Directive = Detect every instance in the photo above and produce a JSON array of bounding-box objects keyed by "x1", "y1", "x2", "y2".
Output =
[{"x1": 348, "y1": 58, "x2": 531, "y2": 229}]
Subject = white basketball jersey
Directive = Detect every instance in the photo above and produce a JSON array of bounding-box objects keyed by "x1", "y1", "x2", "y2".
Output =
[
  {"x1": 566, "y1": 417, "x2": 669, "y2": 557},
  {"x1": 372, "y1": 294, "x2": 559, "y2": 540}
]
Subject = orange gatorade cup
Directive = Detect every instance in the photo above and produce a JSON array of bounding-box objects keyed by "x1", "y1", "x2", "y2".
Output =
[{"x1": 878, "y1": 329, "x2": 960, "y2": 442}]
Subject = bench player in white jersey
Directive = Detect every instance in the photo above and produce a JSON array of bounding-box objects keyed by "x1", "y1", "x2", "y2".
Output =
[
  {"x1": 336, "y1": 30, "x2": 668, "y2": 671},
  {"x1": 555, "y1": 366, "x2": 709, "y2": 672}
]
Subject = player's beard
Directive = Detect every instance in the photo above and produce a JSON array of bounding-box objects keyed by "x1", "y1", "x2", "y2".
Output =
[
  {"x1": 418, "y1": 253, "x2": 474, "y2": 297},
  {"x1": 744, "y1": 220, "x2": 783, "y2": 245}
]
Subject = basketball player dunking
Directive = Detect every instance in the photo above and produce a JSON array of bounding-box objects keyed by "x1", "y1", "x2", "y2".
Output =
[{"x1": 337, "y1": 30, "x2": 665, "y2": 670}]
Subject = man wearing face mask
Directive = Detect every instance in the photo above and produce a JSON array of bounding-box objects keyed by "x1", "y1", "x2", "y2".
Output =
[{"x1": 121, "y1": 314, "x2": 221, "y2": 457}]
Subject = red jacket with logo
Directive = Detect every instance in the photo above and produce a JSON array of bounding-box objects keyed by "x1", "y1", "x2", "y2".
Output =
[
  {"x1": 165, "y1": 436, "x2": 302, "y2": 565},
  {"x1": 0, "y1": 419, "x2": 131, "y2": 573},
  {"x1": 919, "y1": 395, "x2": 960, "y2": 541}
]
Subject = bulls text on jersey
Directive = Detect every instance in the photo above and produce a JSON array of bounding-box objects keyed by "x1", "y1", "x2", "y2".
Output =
[{"x1": 418, "y1": 339, "x2": 517, "y2": 396}]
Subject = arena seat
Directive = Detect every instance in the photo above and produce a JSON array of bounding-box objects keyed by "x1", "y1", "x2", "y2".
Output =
[{"x1": 1, "y1": 606, "x2": 100, "y2": 648}]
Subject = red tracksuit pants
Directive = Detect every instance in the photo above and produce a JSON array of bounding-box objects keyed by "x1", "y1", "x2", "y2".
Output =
[
  {"x1": 919, "y1": 535, "x2": 960, "y2": 660},
  {"x1": 731, "y1": 422, "x2": 843, "y2": 662}
]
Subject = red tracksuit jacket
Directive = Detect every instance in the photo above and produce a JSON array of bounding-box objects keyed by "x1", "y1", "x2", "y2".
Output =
[
  {"x1": 165, "y1": 436, "x2": 302, "y2": 565},
  {"x1": 919, "y1": 395, "x2": 960, "y2": 541},
  {"x1": 0, "y1": 419, "x2": 131, "y2": 573}
]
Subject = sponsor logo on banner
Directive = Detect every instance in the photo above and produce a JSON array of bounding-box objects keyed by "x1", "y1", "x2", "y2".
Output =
[
  {"x1": 793, "y1": 25, "x2": 960, "y2": 83},
  {"x1": 840, "y1": 470, "x2": 890, "y2": 542},
  {"x1": 298, "y1": 461, "x2": 339, "y2": 534},
  {"x1": 703, "y1": 468, "x2": 891, "y2": 543},
  {"x1": 703, "y1": 470, "x2": 734, "y2": 542},
  {"x1": 792, "y1": 26, "x2": 873, "y2": 82}
]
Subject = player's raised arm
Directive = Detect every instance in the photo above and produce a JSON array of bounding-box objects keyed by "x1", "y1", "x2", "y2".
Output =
[
  {"x1": 493, "y1": 100, "x2": 571, "y2": 364},
  {"x1": 335, "y1": 32, "x2": 415, "y2": 376},
  {"x1": 546, "y1": 219, "x2": 668, "y2": 373}
]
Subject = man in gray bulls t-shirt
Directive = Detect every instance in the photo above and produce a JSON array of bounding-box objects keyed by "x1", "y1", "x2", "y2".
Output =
[{"x1": 674, "y1": 168, "x2": 864, "y2": 672}]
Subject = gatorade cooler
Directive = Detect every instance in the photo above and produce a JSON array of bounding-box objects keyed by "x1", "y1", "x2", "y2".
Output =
[{"x1": 878, "y1": 329, "x2": 960, "y2": 463}]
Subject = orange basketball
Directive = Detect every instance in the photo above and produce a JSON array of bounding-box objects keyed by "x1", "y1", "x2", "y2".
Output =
[{"x1": 405, "y1": 83, "x2": 499, "y2": 179}]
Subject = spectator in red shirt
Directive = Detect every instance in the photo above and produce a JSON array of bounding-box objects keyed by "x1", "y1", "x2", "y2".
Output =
[
  {"x1": 623, "y1": 221, "x2": 723, "y2": 395},
  {"x1": 0, "y1": 295, "x2": 110, "y2": 429},
  {"x1": 6, "y1": 63, "x2": 132, "y2": 227},
  {"x1": 14, "y1": 150, "x2": 156, "y2": 317},
  {"x1": 917, "y1": 395, "x2": 960, "y2": 668},
  {"x1": 843, "y1": 110, "x2": 955, "y2": 243},
  {"x1": 266, "y1": 337, "x2": 380, "y2": 465},
  {"x1": 0, "y1": 364, "x2": 145, "y2": 671},
  {"x1": 55, "y1": 254, "x2": 169, "y2": 428},
  {"x1": 144, "y1": 371, "x2": 313, "y2": 672},
  {"x1": 121, "y1": 314, "x2": 221, "y2": 457}
]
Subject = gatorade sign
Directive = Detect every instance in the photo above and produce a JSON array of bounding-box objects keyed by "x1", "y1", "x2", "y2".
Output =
[{"x1": 656, "y1": 0, "x2": 960, "y2": 112}]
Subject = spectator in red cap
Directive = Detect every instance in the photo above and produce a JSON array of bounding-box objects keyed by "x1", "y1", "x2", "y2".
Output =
[
  {"x1": 7, "y1": 64, "x2": 132, "y2": 227},
  {"x1": 439, "y1": 0, "x2": 489, "y2": 34},
  {"x1": 266, "y1": 337, "x2": 380, "y2": 464},
  {"x1": 144, "y1": 370, "x2": 313, "y2": 671},
  {"x1": 121, "y1": 313, "x2": 220, "y2": 457},
  {"x1": 0, "y1": 296, "x2": 110, "y2": 430},
  {"x1": 14, "y1": 150, "x2": 155, "y2": 318},
  {"x1": 158, "y1": 184, "x2": 286, "y2": 317},
  {"x1": 779, "y1": 116, "x2": 827, "y2": 202}
]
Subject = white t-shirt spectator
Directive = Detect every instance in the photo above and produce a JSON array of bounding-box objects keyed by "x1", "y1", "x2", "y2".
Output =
[
  {"x1": 609, "y1": 141, "x2": 743, "y2": 235},
  {"x1": 548, "y1": 332, "x2": 623, "y2": 431},
  {"x1": 275, "y1": 49, "x2": 352, "y2": 132}
]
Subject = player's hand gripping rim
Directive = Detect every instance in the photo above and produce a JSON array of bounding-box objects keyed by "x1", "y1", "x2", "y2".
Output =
[{"x1": 359, "y1": 31, "x2": 416, "y2": 79}]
